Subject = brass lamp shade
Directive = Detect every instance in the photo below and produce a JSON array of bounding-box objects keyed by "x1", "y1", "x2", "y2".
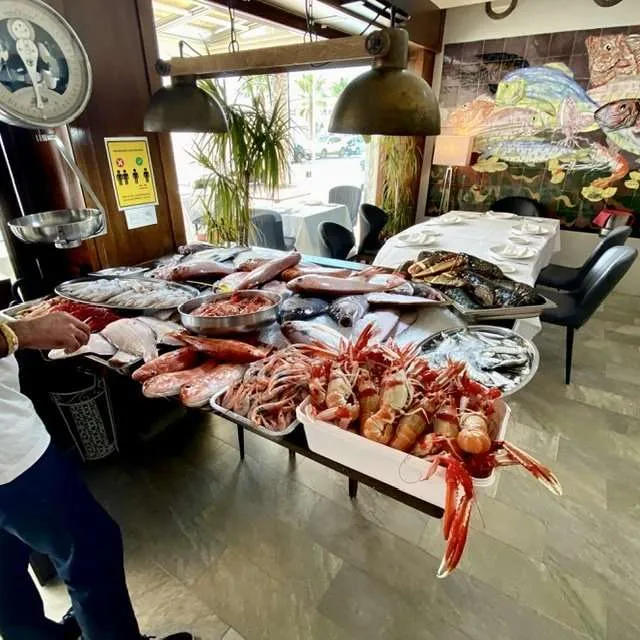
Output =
[
  {"x1": 144, "y1": 75, "x2": 229, "y2": 133},
  {"x1": 329, "y1": 28, "x2": 441, "y2": 136}
]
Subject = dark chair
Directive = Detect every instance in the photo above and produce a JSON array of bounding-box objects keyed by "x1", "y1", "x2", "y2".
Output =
[
  {"x1": 360, "y1": 203, "x2": 388, "y2": 254},
  {"x1": 250, "y1": 210, "x2": 294, "y2": 250},
  {"x1": 319, "y1": 221, "x2": 355, "y2": 260},
  {"x1": 492, "y1": 196, "x2": 546, "y2": 217},
  {"x1": 536, "y1": 225, "x2": 631, "y2": 291},
  {"x1": 538, "y1": 246, "x2": 637, "y2": 384},
  {"x1": 328, "y1": 185, "x2": 362, "y2": 226}
]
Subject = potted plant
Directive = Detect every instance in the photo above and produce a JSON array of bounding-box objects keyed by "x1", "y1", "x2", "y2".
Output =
[
  {"x1": 190, "y1": 79, "x2": 291, "y2": 246},
  {"x1": 379, "y1": 136, "x2": 422, "y2": 237}
]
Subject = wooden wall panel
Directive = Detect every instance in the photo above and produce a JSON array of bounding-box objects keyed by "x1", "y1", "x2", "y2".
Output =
[{"x1": 46, "y1": 0, "x2": 185, "y2": 268}]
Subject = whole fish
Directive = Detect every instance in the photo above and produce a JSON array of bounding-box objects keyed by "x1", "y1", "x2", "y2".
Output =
[
  {"x1": 595, "y1": 99, "x2": 640, "y2": 131},
  {"x1": 236, "y1": 257, "x2": 269, "y2": 272},
  {"x1": 131, "y1": 347, "x2": 199, "y2": 383},
  {"x1": 154, "y1": 261, "x2": 235, "y2": 282},
  {"x1": 366, "y1": 292, "x2": 444, "y2": 307},
  {"x1": 261, "y1": 280, "x2": 292, "y2": 298},
  {"x1": 279, "y1": 295, "x2": 328, "y2": 322},
  {"x1": 178, "y1": 242, "x2": 214, "y2": 255},
  {"x1": 135, "y1": 316, "x2": 185, "y2": 346},
  {"x1": 280, "y1": 320, "x2": 345, "y2": 351},
  {"x1": 179, "y1": 363, "x2": 246, "y2": 408},
  {"x1": 172, "y1": 334, "x2": 271, "y2": 363},
  {"x1": 235, "y1": 252, "x2": 301, "y2": 290},
  {"x1": 280, "y1": 265, "x2": 354, "y2": 281},
  {"x1": 353, "y1": 311, "x2": 399, "y2": 344},
  {"x1": 142, "y1": 361, "x2": 218, "y2": 398},
  {"x1": 215, "y1": 271, "x2": 249, "y2": 292},
  {"x1": 586, "y1": 33, "x2": 640, "y2": 88},
  {"x1": 394, "y1": 310, "x2": 418, "y2": 338},
  {"x1": 101, "y1": 318, "x2": 158, "y2": 362},
  {"x1": 328, "y1": 295, "x2": 369, "y2": 327},
  {"x1": 287, "y1": 273, "x2": 406, "y2": 297}
]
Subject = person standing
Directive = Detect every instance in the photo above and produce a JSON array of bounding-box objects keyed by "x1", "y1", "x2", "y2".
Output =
[{"x1": 0, "y1": 312, "x2": 192, "y2": 640}]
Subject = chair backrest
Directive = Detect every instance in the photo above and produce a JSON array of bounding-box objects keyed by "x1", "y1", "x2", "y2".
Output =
[
  {"x1": 573, "y1": 246, "x2": 637, "y2": 328},
  {"x1": 492, "y1": 196, "x2": 546, "y2": 217},
  {"x1": 250, "y1": 210, "x2": 286, "y2": 250},
  {"x1": 319, "y1": 221, "x2": 355, "y2": 260},
  {"x1": 329, "y1": 185, "x2": 362, "y2": 226},
  {"x1": 360, "y1": 203, "x2": 388, "y2": 251},
  {"x1": 579, "y1": 225, "x2": 631, "y2": 277}
]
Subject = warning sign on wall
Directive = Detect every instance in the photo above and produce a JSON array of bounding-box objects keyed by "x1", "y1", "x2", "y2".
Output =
[{"x1": 105, "y1": 137, "x2": 159, "y2": 210}]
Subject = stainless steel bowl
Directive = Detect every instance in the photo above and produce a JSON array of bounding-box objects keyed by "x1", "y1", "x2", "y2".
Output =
[
  {"x1": 8, "y1": 209, "x2": 105, "y2": 249},
  {"x1": 179, "y1": 290, "x2": 281, "y2": 336}
]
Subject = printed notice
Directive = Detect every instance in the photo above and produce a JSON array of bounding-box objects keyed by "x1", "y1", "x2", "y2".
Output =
[
  {"x1": 123, "y1": 205, "x2": 158, "y2": 230},
  {"x1": 105, "y1": 137, "x2": 159, "y2": 210}
]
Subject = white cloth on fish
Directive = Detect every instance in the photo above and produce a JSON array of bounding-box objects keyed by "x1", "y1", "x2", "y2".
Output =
[
  {"x1": 274, "y1": 203, "x2": 352, "y2": 257},
  {"x1": 375, "y1": 212, "x2": 561, "y2": 340}
]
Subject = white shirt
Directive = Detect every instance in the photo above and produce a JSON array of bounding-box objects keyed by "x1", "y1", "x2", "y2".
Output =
[{"x1": 0, "y1": 355, "x2": 50, "y2": 485}]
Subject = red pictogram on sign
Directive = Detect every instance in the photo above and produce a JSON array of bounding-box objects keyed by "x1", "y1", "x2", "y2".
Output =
[{"x1": 116, "y1": 157, "x2": 125, "y2": 168}]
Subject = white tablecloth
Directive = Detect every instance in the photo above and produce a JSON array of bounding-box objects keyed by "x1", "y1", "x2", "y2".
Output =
[
  {"x1": 374, "y1": 212, "x2": 561, "y2": 339},
  {"x1": 279, "y1": 203, "x2": 352, "y2": 258}
]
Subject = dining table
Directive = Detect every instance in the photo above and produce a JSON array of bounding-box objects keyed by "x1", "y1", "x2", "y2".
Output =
[
  {"x1": 278, "y1": 202, "x2": 352, "y2": 257},
  {"x1": 373, "y1": 211, "x2": 562, "y2": 339}
]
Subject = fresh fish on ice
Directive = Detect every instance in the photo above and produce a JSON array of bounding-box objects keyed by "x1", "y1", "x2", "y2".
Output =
[
  {"x1": 131, "y1": 347, "x2": 199, "y2": 382},
  {"x1": 280, "y1": 320, "x2": 345, "y2": 351},
  {"x1": 394, "y1": 310, "x2": 418, "y2": 337},
  {"x1": 279, "y1": 295, "x2": 328, "y2": 322},
  {"x1": 101, "y1": 318, "x2": 158, "y2": 362},
  {"x1": 142, "y1": 361, "x2": 218, "y2": 398},
  {"x1": 328, "y1": 295, "x2": 369, "y2": 327},
  {"x1": 366, "y1": 292, "x2": 443, "y2": 308},
  {"x1": 353, "y1": 311, "x2": 399, "y2": 343},
  {"x1": 179, "y1": 363, "x2": 246, "y2": 407}
]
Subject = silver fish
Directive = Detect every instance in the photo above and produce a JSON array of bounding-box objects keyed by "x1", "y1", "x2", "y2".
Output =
[
  {"x1": 280, "y1": 321, "x2": 345, "y2": 351},
  {"x1": 279, "y1": 295, "x2": 328, "y2": 322},
  {"x1": 353, "y1": 311, "x2": 399, "y2": 343},
  {"x1": 328, "y1": 295, "x2": 369, "y2": 327},
  {"x1": 101, "y1": 319, "x2": 158, "y2": 362}
]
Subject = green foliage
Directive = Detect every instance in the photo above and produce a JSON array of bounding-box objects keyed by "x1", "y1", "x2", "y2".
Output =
[
  {"x1": 295, "y1": 73, "x2": 327, "y2": 135},
  {"x1": 189, "y1": 79, "x2": 291, "y2": 245},
  {"x1": 379, "y1": 136, "x2": 422, "y2": 236}
]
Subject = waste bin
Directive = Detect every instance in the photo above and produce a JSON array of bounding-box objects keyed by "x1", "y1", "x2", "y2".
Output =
[{"x1": 50, "y1": 369, "x2": 118, "y2": 462}]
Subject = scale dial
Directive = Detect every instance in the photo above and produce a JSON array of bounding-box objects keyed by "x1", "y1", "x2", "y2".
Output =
[{"x1": 0, "y1": 0, "x2": 92, "y2": 128}]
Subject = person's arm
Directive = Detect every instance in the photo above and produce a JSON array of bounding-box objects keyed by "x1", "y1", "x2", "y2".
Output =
[{"x1": 0, "y1": 312, "x2": 91, "y2": 358}]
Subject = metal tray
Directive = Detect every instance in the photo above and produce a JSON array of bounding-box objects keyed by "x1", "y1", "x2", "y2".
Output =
[
  {"x1": 419, "y1": 325, "x2": 539, "y2": 396},
  {"x1": 210, "y1": 386, "x2": 300, "y2": 438},
  {"x1": 55, "y1": 276, "x2": 199, "y2": 313},
  {"x1": 447, "y1": 293, "x2": 555, "y2": 322}
]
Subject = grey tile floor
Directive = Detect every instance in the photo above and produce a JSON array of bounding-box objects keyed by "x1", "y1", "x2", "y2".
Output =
[{"x1": 40, "y1": 292, "x2": 639, "y2": 640}]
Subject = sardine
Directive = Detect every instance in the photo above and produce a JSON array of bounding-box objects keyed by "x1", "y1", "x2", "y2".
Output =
[
  {"x1": 179, "y1": 363, "x2": 246, "y2": 407},
  {"x1": 280, "y1": 320, "x2": 345, "y2": 351},
  {"x1": 328, "y1": 296, "x2": 369, "y2": 327},
  {"x1": 142, "y1": 361, "x2": 218, "y2": 398},
  {"x1": 131, "y1": 347, "x2": 199, "y2": 383},
  {"x1": 235, "y1": 252, "x2": 301, "y2": 290},
  {"x1": 101, "y1": 318, "x2": 158, "y2": 362},
  {"x1": 279, "y1": 295, "x2": 329, "y2": 322}
]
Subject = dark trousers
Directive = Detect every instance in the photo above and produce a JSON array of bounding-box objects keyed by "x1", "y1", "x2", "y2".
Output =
[{"x1": 0, "y1": 444, "x2": 141, "y2": 640}]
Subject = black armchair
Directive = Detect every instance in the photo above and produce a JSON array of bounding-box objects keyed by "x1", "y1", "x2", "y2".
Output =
[
  {"x1": 319, "y1": 221, "x2": 355, "y2": 260},
  {"x1": 538, "y1": 246, "x2": 637, "y2": 384},
  {"x1": 536, "y1": 225, "x2": 631, "y2": 291},
  {"x1": 492, "y1": 196, "x2": 546, "y2": 217},
  {"x1": 360, "y1": 203, "x2": 388, "y2": 255}
]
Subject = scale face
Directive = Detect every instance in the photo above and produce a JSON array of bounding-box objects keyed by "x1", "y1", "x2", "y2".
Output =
[{"x1": 0, "y1": 0, "x2": 92, "y2": 128}]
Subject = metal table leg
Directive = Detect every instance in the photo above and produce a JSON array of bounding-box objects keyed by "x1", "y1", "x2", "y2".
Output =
[
  {"x1": 236, "y1": 424, "x2": 245, "y2": 460},
  {"x1": 348, "y1": 477, "x2": 358, "y2": 499}
]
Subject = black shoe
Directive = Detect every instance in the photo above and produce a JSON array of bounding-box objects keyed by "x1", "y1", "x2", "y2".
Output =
[{"x1": 60, "y1": 609, "x2": 81, "y2": 640}]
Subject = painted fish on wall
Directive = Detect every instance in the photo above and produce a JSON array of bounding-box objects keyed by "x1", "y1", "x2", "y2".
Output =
[{"x1": 586, "y1": 34, "x2": 640, "y2": 88}]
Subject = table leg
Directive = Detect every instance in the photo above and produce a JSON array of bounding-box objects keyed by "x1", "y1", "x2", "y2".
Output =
[
  {"x1": 236, "y1": 425, "x2": 245, "y2": 461},
  {"x1": 289, "y1": 450, "x2": 296, "y2": 464},
  {"x1": 348, "y1": 477, "x2": 358, "y2": 499}
]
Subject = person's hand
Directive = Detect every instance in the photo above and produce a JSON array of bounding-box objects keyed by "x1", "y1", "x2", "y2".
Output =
[{"x1": 12, "y1": 312, "x2": 91, "y2": 353}]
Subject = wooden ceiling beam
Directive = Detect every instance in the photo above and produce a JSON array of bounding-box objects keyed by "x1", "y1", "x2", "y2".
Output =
[{"x1": 201, "y1": 0, "x2": 351, "y2": 40}]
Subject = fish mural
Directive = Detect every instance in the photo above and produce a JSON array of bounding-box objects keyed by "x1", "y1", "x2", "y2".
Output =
[{"x1": 432, "y1": 27, "x2": 640, "y2": 236}]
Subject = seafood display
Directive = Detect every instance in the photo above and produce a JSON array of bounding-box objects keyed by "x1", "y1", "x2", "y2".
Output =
[
  {"x1": 102, "y1": 318, "x2": 159, "y2": 363},
  {"x1": 233, "y1": 251, "x2": 301, "y2": 290},
  {"x1": 287, "y1": 272, "x2": 406, "y2": 296},
  {"x1": 278, "y1": 295, "x2": 328, "y2": 322},
  {"x1": 142, "y1": 361, "x2": 219, "y2": 398},
  {"x1": 328, "y1": 295, "x2": 369, "y2": 327},
  {"x1": 299, "y1": 324, "x2": 561, "y2": 577},
  {"x1": 131, "y1": 347, "x2": 199, "y2": 383},
  {"x1": 172, "y1": 334, "x2": 272, "y2": 363},
  {"x1": 366, "y1": 292, "x2": 445, "y2": 308},
  {"x1": 353, "y1": 311, "x2": 399, "y2": 343},
  {"x1": 193, "y1": 293, "x2": 273, "y2": 317},
  {"x1": 219, "y1": 347, "x2": 311, "y2": 431},
  {"x1": 154, "y1": 260, "x2": 235, "y2": 282},
  {"x1": 57, "y1": 277, "x2": 197, "y2": 310},
  {"x1": 421, "y1": 327, "x2": 538, "y2": 394},
  {"x1": 403, "y1": 250, "x2": 542, "y2": 311},
  {"x1": 13, "y1": 297, "x2": 120, "y2": 332},
  {"x1": 280, "y1": 321, "x2": 346, "y2": 352},
  {"x1": 180, "y1": 363, "x2": 245, "y2": 408},
  {"x1": 135, "y1": 317, "x2": 185, "y2": 346}
]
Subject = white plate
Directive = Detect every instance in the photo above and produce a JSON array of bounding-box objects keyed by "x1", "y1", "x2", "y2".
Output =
[
  {"x1": 489, "y1": 244, "x2": 536, "y2": 260},
  {"x1": 508, "y1": 236, "x2": 531, "y2": 245},
  {"x1": 497, "y1": 263, "x2": 517, "y2": 274},
  {"x1": 393, "y1": 232, "x2": 438, "y2": 247},
  {"x1": 486, "y1": 210, "x2": 517, "y2": 220},
  {"x1": 511, "y1": 222, "x2": 552, "y2": 236},
  {"x1": 424, "y1": 214, "x2": 462, "y2": 225},
  {"x1": 457, "y1": 211, "x2": 483, "y2": 219}
]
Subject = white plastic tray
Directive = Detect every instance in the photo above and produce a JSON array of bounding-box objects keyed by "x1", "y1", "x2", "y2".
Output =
[
  {"x1": 296, "y1": 398, "x2": 510, "y2": 508},
  {"x1": 210, "y1": 386, "x2": 300, "y2": 438}
]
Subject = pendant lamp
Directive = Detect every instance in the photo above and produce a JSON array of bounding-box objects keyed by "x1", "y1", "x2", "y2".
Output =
[
  {"x1": 144, "y1": 74, "x2": 229, "y2": 133},
  {"x1": 329, "y1": 28, "x2": 440, "y2": 136}
]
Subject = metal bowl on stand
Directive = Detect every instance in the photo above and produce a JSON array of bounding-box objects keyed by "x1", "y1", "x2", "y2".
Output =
[{"x1": 8, "y1": 209, "x2": 105, "y2": 249}]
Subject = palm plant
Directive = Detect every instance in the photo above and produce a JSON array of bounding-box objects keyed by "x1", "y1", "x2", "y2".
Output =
[
  {"x1": 295, "y1": 73, "x2": 327, "y2": 137},
  {"x1": 189, "y1": 79, "x2": 291, "y2": 245},
  {"x1": 379, "y1": 136, "x2": 422, "y2": 237}
]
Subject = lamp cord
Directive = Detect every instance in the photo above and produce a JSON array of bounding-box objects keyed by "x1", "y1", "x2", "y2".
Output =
[
  {"x1": 304, "y1": 0, "x2": 316, "y2": 43},
  {"x1": 228, "y1": 0, "x2": 240, "y2": 53},
  {"x1": 359, "y1": 7, "x2": 384, "y2": 35}
]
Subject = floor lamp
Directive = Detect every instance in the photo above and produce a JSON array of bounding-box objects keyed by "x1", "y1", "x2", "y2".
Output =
[{"x1": 432, "y1": 135, "x2": 474, "y2": 214}]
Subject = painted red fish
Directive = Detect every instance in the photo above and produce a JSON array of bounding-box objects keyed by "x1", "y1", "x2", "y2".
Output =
[
  {"x1": 586, "y1": 34, "x2": 640, "y2": 88},
  {"x1": 594, "y1": 99, "x2": 640, "y2": 131}
]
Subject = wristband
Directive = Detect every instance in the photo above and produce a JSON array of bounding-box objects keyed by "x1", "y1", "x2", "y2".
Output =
[{"x1": 0, "y1": 322, "x2": 19, "y2": 355}]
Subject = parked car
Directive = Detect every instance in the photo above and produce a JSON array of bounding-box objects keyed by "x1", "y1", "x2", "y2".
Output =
[
  {"x1": 346, "y1": 136, "x2": 365, "y2": 157},
  {"x1": 317, "y1": 134, "x2": 349, "y2": 158},
  {"x1": 293, "y1": 142, "x2": 311, "y2": 163}
]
